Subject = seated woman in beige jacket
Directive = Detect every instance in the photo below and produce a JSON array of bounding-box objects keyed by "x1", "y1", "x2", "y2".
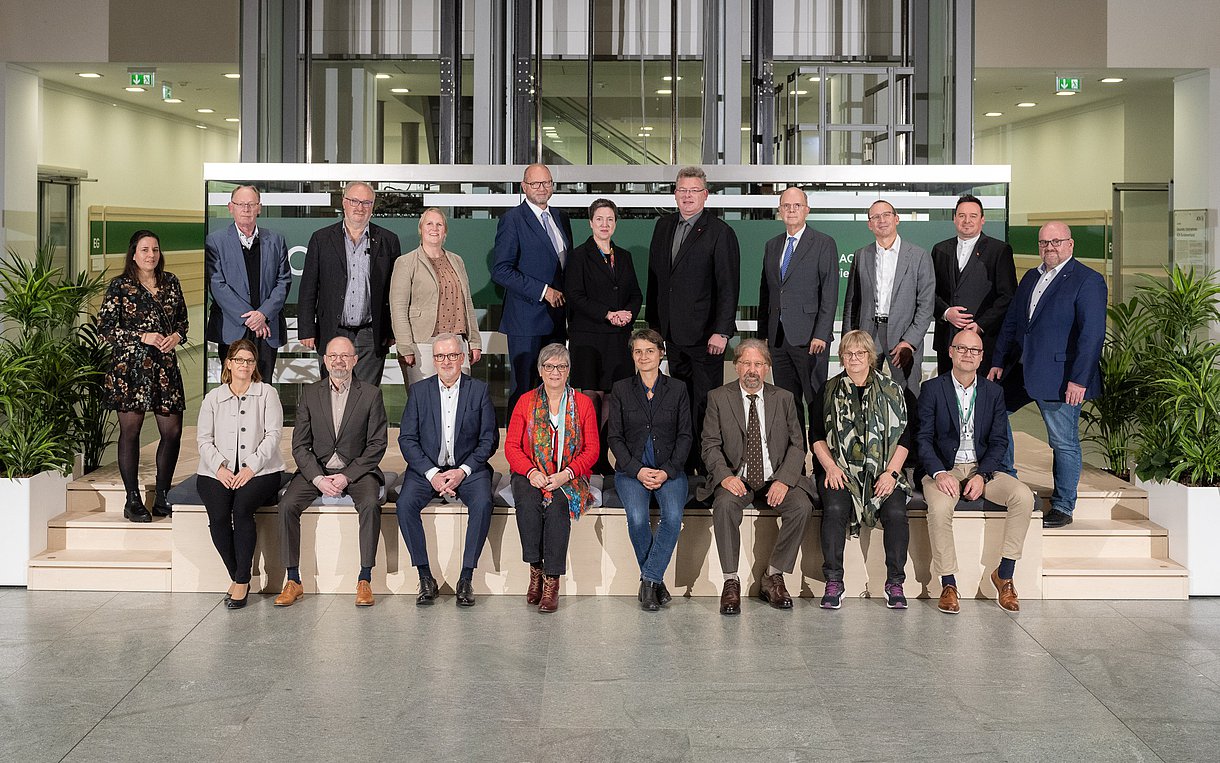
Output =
[{"x1": 389, "y1": 207, "x2": 482, "y2": 385}]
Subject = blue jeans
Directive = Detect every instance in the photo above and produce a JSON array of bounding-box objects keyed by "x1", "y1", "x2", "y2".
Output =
[
  {"x1": 615, "y1": 472, "x2": 687, "y2": 584},
  {"x1": 1037, "y1": 400, "x2": 1083, "y2": 514}
]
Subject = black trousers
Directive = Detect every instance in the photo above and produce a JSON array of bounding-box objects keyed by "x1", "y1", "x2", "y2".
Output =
[
  {"x1": 512, "y1": 473, "x2": 571, "y2": 577},
  {"x1": 770, "y1": 330, "x2": 830, "y2": 442},
  {"x1": 819, "y1": 483, "x2": 910, "y2": 584},
  {"x1": 196, "y1": 472, "x2": 283, "y2": 584},
  {"x1": 667, "y1": 341, "x2": 724, "y2": 473},
  {"x1": 218, "y1": 334, "x2": 278, "y2": 383}
]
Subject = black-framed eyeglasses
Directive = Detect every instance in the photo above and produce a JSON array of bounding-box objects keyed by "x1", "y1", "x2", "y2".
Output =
[
  {"x1": 1037, "y1": 238, "x2": 1070, "y2": 249},
  {"x1": 675, "y1": 187, "x2": 707, "y2": 197},
  {"x1": 343, "y1": 197, "x2": 375, "y2": 209},
  {"x1": 868, "y1": 211, "x2": 895, "y2": 223},
  {"x1": 523, "y1": 180, "x2": 554, "y2": 190},
  {"x1": 229, "y1": 201, "x2": 259, "y2": 210},
  {"x1": 229, "y1": 357, "x2": 257, "y2": 366},
  {"x1": 324, "y1": 353, "x2": 356, "y2": 361},
  {"x1": 950, "y1": 345, "x2": 984, "y2": 356},
  {"x1": 541, "y1": 363, "x2": 569, "y2": 373},
  {"x1": 433, "y1": 352, "x2": 463, "y2": 362}
]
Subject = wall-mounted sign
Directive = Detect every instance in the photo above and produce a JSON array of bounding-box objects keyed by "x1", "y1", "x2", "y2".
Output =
[
  {"x1": 1174, "y1": 209, "x2": 1212, "y2": 268},
  {"x1": 162, "y1": 83, "x2": 173, "y2": 101}
]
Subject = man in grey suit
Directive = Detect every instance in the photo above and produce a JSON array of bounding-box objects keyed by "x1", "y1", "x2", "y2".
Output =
[
  {"x1": 758, "y1": 186, "x2": 840, "y2": 438},
  {"x1": 700, "y1": 339, "x2": 814, "y2": 616},
  {"x1": 204, "y1": 185, "x2": 292, "y2": 382},
  {"x1": 274, "y1": 336, "x2": 389, "y2": 608}
]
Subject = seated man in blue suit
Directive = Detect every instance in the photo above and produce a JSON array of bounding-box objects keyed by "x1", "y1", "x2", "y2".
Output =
[
  {"x1": 918, "y1": 330, "x2": 1034, "y2": 614},
  {"x1": 491, "y1": 163, "x2": 573, "y2": 415},
  {"x1": 988, "y1": 221, "x2": 1106, "y2": 529},
  {"x1": 396, "y1": 333, "x2": 499, "y2": 607}
]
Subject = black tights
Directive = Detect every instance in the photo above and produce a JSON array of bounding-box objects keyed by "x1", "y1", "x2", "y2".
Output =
[{"x1": 116, "y1": 411, "x2": 183, "y2": 494}]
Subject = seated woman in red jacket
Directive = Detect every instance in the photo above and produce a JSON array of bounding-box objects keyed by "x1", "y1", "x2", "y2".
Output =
[{"x1": 506, "y1": 343, "x2": 599, "y2": 613}]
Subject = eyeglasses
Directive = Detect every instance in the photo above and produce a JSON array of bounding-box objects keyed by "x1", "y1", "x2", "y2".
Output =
[
  {"x1": 867, "y1": 211, "x2": 895, "y2": 223},
  {"x1": 523, "y1": 180, "x2": 554, "y2": 190},
  {"x1": 343, "y1": 197, "x2": 375, "y2": 209},
  {"x1": 779, "y1": 203, "x2": 807, "y2": 212},
  {"x1": 1037, "y1": 238, "x2": 1071, "y2": 249},
  {"x1": 229, "y1": 357, "x2": 257, "y2": 366},
  {"x1": 950, "y1": 345, "x2": 984, "y2": 356},
  {"x1": 229, "y1": 201, "x2": 259, "y2": 210},
  {"x1": 324, "y1": 353, "x2": 356, "y2": 362},
  {"x1": 736, "y1": 361, "x2": 768, "y2": 370},
  {"x1": 433, "y1": 352, "x2": 463, "y2": 362},
  {"x1": 675, "y1": 187, "x2": 707, "y2": 196},
  {"x1": 842, "y1": 350, "x2": 870, "y2": 360},
  {"x1": 541, "y1": 363, "x2": 569, "y2": 373}
]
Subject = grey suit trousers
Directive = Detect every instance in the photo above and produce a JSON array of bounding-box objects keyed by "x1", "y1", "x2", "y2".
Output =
[{"x1": 279, "y1": 469, "x2": 383, "y2": 569}]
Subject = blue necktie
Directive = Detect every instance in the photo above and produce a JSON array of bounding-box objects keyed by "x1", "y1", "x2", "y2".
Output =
[
  {"x1": 779, "y1": 236, "x2": 796, "y2": 280},
  {"x1": 541, "y1": 210, "x2": 566, "y2": 267}
]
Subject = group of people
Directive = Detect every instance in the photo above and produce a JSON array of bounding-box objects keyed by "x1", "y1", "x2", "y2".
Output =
[{"x1": 96, "y1": 165, "x2": 1106, "y2": 615}]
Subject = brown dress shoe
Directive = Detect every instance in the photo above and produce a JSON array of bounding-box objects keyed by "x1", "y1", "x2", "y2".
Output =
[
  {"x1": 274, "y1": 580, "x2": 303, "y2": 607},
  {"x1": 938, "y1": 584, "x2": 960, "y2": 614},
  {"x1": 759, "y1": 573, "x2": 793, "y2": 609},
  {"x1": 991, "y1": 569, "x2": 1020, "y2": 612},
  {"x1": 719, "y1": 578, "x2": 741, "y2": 615},
  {"x1": 355, "y1": 579, "x2": 375, "y2": 607},
  {"x1": 526, "y1": 566, "x2": 545, "y2": 605},
  {"x1": 538, "y1": 576, "x2": 560, "y2": 613}
]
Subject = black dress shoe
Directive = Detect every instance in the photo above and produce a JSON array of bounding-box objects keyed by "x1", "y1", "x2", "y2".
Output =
[
  {"x1": 657, "y1": 582, "x2": 672, "y2": 606},
  {"x1": 225, "y1": 593, "x2": 248, "y2": 609},
  {"x1": 416, "y1": 576, "x2": 439, "y2": 606},
  {"x1": 123, "y1": 490, "x2": 152, "y2": 523},
  {"x1": 1042, "y1": 509, "x2": 1074, "y2": 528},
  {"x1": 640, "y1": 582, "x2": 660, "y2": 612},
  {"x1": 719, "y1": 579, "x2": 741, "y2": 616},
  {"x1": 456, "y1": 578, "x2": 475, "y2": 607},
  {"x1": 151, "y1": 488, "x2": 172, "y2": 517}
]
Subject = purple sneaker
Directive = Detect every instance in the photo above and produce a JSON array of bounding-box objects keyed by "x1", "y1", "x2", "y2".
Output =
[
  {"x1": 820, "y1": 580, "x2": 845, "y2": 609},
  {"x1": 884, "y1": 582, "x2": 907, "y2": 609}
]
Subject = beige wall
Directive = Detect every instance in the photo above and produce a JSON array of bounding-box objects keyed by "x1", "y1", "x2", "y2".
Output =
[
  {"x1": 976, "y1": 0, "x2": 1108, "y2": 70},
  {"x1": 108, "y1": 0, "x2": 238, "y2": 64},
  {"x1": 1107, "y1": 0, "x2": 1220, "y2": 68},
  {"x1": 0, "y1": 0, "x2": 110, "y2": 62}
]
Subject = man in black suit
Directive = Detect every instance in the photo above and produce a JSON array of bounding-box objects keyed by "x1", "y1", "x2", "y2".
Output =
[
  {"x1": 297, "y1": 181, "x2": 402, "y2": 385},
  {"x1": 645, "y1": 166, "x2": 741, "y2": 471},
  {"x1": 757, "y1": 186, "x2": 840, "y2": 437},
  {"x1": 930, "y1": 194, "x2": 1017, "y2": 373}
]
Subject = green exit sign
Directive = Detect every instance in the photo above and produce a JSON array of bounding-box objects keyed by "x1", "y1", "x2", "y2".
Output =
[
  {"x1": 129, "y1": 71, "x2": 155, "y2": 87},
  {"x1": 1056, "y1": 76, "x2": 1081, "y2": 92}
]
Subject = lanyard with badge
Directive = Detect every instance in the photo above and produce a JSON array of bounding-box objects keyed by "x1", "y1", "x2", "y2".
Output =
[{"x1": 956, "y1": 382, "x2": 976, "y2": 443}]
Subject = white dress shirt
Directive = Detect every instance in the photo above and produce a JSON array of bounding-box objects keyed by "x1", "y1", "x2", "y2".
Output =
[
  {"x1": 778, "y1": 225, "x2": 806, "y2": 276},
  {"x1": 951, "y1": 373, "x2": 978, "y2": 465},
  {"x1": 956, "y1": 234, "x2": 980, "y2": 271},
  {"x1": 738, "y1": 385, "x2": 774, "y2": 483},
  {"x1": 874, "y1": 235, "x2": 902, "y2": 316},
  {"x1": 425, "y1": 376, "x2": 472, "y2": 480},
  {"x1": 235, "y1": 223, "x2": 258, "y2": 249},
  {"x1": 1028, "y1": 258, "x2": 1069, "y2": 318}
]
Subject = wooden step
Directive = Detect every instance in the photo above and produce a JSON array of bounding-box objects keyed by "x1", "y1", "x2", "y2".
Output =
[
  {"x1": 1042, "y1": 518, "x2": 1169, "y2": 558},
  {"x1": 47, "y1": 511, "x2": 172, "y2": 552},
  {"x1": 26, "y1": 549, "x2": 171, "y2": 592},
  {"x1": 1041, "y1": 556, "x2": 1188, "y2": 599},
  {"x1": 1067, "y1": 496, "x2": 1150, "y2": 520}
]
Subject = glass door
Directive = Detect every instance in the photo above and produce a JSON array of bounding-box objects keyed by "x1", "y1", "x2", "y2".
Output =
[
  {"x1": 37, "y1": 180, "x2": 75, "y2": 276},
  {"x1": 1112, "y1": 183, "x2": 1171, "y2": 305}
]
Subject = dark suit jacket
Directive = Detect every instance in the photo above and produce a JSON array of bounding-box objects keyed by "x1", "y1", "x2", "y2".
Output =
[
  {"x1": 697, "y1": 381, "x2": 815, "y2": 501},
  {"x1": 563, "y1": 237, "x2": 643, "y2": 334},
  {"x1": 916, "y1": 372, "x2": 1009, "y2": 478},
  {"x1": 491, "y1": 201, "x2": 573, "y2": 337},
  {"x1": 930, "y1": 233, "x2": 1017, "y2": 364},
  {"x1": 992, "y1": 257, "x2": 1107, "y2": 403},
  {"x1": 292, "y1": 377, "x2": 388, "y2": 485},
  {"x1": 399, "y1": 374, "x2": 498, "y2": 477},
  {"x1": 606, "y1": 373, "x2": 692, "y2": 480},
  {"x1": 645, "y1": 209, "x2": 741, "y2": 347},
  {"x1": 204, "y1": 224, "x2": 292, "y2": 347},
  {"x1": 297, "y1": 221, "x2": 402, "y2": 355},
  {"x1": 758, "y1": 225, "x2": 839, "y2": 348}
]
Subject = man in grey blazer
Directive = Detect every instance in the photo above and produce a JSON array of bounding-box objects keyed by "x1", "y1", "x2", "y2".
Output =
[
  {"x1": 204, "y1": 185, "x2": 292, "y2": 382},
  {"x1": 274, "y1": 336, "x2": 389, "y2": 608},
  {"x1": 699, "y1": 339, "x2": 814, "y2": 616},
  {"x1": 758, "y1": 186, "x2": 840, "y2": 438}
]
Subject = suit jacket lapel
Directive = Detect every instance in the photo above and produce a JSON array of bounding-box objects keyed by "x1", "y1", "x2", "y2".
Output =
[
  {"x1": 451, "y1": 375, "x2": 471, "y2": 444},
  {"x1": 331, "y1": 223, "x2": 349, "y2": 274},
  {"x1": 780, "y1": 230, "x2": 812, "y2": 284},
  {"x1": 224, "y1": 226, "x2": 252, "y2": 300},
  {"x1": 317, "y1": 381, "x2": 338, "y2": 443},
  {"x1": 1028, "y1": 258, "x2": 1075, "y2": 326},
  {"x1": 728, "y1": 385, "x2": 747, "y2": 439},
  {"x1": 672, "y1": 211, "x2": 709, "y2": 269},
  {"x1": 762, "y1": 386, "x2": 782, "y2": 460},
  {"x1": 524, "y1": 203, "x2": 562, "y2": 263},
  {"x1": 335, "y1": 380, "x2": 363, "y2": 442}
]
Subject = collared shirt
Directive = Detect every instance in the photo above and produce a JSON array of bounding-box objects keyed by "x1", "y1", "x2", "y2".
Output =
[
  {"x1": 235, "y1": 223, "x2": 258, "y2": 250},
  {"x1": 779, "y1": 225, "x2": 806, "y2": 276},
  {"x1": 425, "y1": 376, "x2": 472, "y2": 480},
  {"x1": 956, "y1": 234, "x2": 981, "y2": 271},
  {"x1": 671, "y1": 211, "x2": 700, "y2": 261},
  {"x1": 324, "y1": 377, "x2": 351, "y2": 470},
  {"x1": 1028, "y1": 258, "x2": 1068, "y2": 318},
  {"x1": 525, "y1": 199, "x2": 566, "y2": 300},
  {"x1": 738, "y1": 385, "x2": 773, "y2": 483},
  {"x1": 874, "y1": 234, "x2": 902, "y2": 316},
  {"x1": 951, "y1": 373, "x2": 978, "y2": 465},
  {"x1": 341, "y1": 225, "x2": 373, "y2": 326}
]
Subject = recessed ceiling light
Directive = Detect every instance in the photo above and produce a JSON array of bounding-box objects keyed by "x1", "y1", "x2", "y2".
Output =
[
  {"x1": 164, "y1": 98, "x2": 183, "y2": 104},
  {"x1": 1016, "y1": 102, "x2": 1037, "y2": 108},
  {"x1": 1055, "y1": 90, "x2": 1076, "y2": 96},
  {"x1": 225, "y1": 117, "x2": 240, "y2": 122},
  {"x1": 637, "y1": 133, "x2": 649, "y2": 137},
  {"x1": 196, "y1": 108, "x2": 214, "y2": 113},
  {"x1": 76, "y1": 72, "x2": 102, "y2": 78},
  {"x1": 1100, "y1": 77, "x2": 1124, "y2": 83},
  {"x1": 808, "y1": 76, "x2": 821, "y2": 82},
  {"x1": 741, "y1": 126, "x2": 750, "y2": 131},
  {"x1": 195, "y1": 124, "x2": 207, "y2": 129},
  {"x1": 542, "y1": 125, "x2": 556, "y2": 131},
  {"x1": 551, "y1": 139, "x2": 563, "y2": 143},
  {"x1": 641, "y1": 126, "x2": 654, "y2": 132},
  {"x1": 125, "y1": 87, "x2": 145, "y2": 93},
  {"x1": 390, "y1": 87, "x2": 410, "y2": 94},
  {"x1": 223, "y1": 73, "x2": 241, "y2": 79},
  {"x1": 375, "y1": 73, "x2": 391, "y2": 80},
  {"x1": 984, "y1": 111, "x2": 1003, "y2": 117},
  {"x1": 656, "y1": 88, "x2": 672, "y2": 95},
  {"x1": 788, "y1": 89, "x2": 808, "y2": 95},
  {"x1": 662, "y1": 75, "x2": 683, "y2": 82}
]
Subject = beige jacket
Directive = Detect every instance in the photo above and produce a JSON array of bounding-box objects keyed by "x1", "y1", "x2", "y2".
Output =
[
  {"x1": 196, "y1": 382, "x2": 286, "y2": 478},
  {"x1": 389, "y1": 246, "x2": 481, "y2": 359}
]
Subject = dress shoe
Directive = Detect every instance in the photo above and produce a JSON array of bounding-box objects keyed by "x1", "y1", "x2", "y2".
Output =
[
  {"x1": 455, "y1": 579, "x2": 475, "y2": 607},
  {"x1": 640, "y1": 581, "x2": 660, "y2": 612},
  {"x1": 151, "y1": 488, "x2": 173, "y2": 517},
  {"x1": 526, "y1": 565, "x2": 545, "y2": 605},
  {"x1": 274, "y1": 579, "x2": 303, "y2": 607},
  {"x1": 759, "y1": 573, "x2": 793, "y2": 610},
  {"x1": 538, "y1": 576, "x2": 560, "y2": 613},
  {"x1": 991, "y1": 569, "x2": 1020, "y2": 612},
  {"x1": 355, "y1": 579, "x2": 375, "y2": 607},
  {"x1": 225, "y1": 584, "x2": 249, "y2": 610},
  {"x1": 123, "y1": 490, "x2": 152, "y2": 523},
  {"x1": 1042, "y1": 509, "x2": 1073, "y2": 528},
  {"x1": 657, "y1": 581, "x2": 672, "y2": 606},
  {"x1": 937, "y1": 584, "x2": 960, "y2": 614},
  {"x1": 416, "y1": 575, "x2": 439, "y2": 606},
  {"x1": 719, "y1": 579, "x2": 741, "y2": 616}
]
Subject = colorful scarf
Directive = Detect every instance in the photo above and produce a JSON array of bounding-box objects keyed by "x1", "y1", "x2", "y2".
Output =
[
  {"x1": 529, "y1": 384, "x2": 593, "y2": 519},
  {"x1": 822, "y1": 370, "x2": 910, "y2": 537}
]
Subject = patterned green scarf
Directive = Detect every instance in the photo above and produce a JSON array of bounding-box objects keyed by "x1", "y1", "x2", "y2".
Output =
[{"x1": 822, "y1": 370, "x2": 910, "y2": 537}]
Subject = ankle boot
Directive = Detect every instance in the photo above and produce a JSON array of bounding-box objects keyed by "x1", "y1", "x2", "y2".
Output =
[
  {"x1": 124, "y1": 490, "x2": 152, "y2": 523},
  {"x1": 526, "y1": 565, "x2": 545, "y2": 605},
  {"x1": 538, "y1": 576, "x2": 560, "y2": 613},
  {"x1": 640, "y1": 582, "x2": 660, "y2": 612},
  {"x1": 151, "y1": 488, "x2": 172, "y2": 517}
]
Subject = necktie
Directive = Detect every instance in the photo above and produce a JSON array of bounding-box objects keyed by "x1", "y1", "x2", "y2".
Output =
[
  {"x1": 541, "y1": 210, "x2": 566, "y2": 267},
  {"x1": 780, "y1": 236, "x2": 796, "y2": 280},
  {"x1": 744, "y1": 394, "x2": 765, "y2": 490},
  {"x1": 671, "y1": 220, "x2": 689, "y2": 263}
]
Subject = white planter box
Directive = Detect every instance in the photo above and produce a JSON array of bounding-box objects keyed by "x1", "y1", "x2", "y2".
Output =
[
  {"x1": 1139, "y1": 477, "x2": 1220, "y2": 596},
  {"x1": 0, "y1": 470, "x2": 69, "y2": 586}
]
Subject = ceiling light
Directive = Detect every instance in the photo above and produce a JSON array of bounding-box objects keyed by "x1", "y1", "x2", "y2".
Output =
[
  {"x1": 390, "y1": 87, "x2": 410, "y2": 94},
  {"x1": 375, "y1": 73, "x2": 391, "y2": 80},
  {"x1": 76, "y1": 72, "x2": 102, "y2": 78},
  {"x1": 195, "y1": 124, "x2": 207, "y2": 129},
  {"x1": 223, "y1": 73, "x2": 241, "y2": 79},
  {"x1": 641, "y1": 126, "x2": 654, "y2": 131},
  {"x1": 984, "y1": 111, "x2": 1003, "y2": 117},
  {"x1": 1016, "y1": 102, "x2": 1036, "y2": 108},
  {"x1": 551, "y1": 139, "x2": 563, "y2": 143},
  {"x1": 656, "y1": 88, "x2": 672, "y2": 95},
  {"x1": 196, "y1": 108, "x2": 214, "y2": 113},
  {"x1": 662, "y1": 75, "x2": 683, "y2": 82},
  {"x1": 164, "y1": 98, "x2": 183, "y2": 104},
  {"x1": 788, "y1": 89, "x2": 808, "y2": 95},
  {"x1": 125, "y1": 87, "x2": 145, "y2": 93},
  {"x1": 1100, "y1": 77, "x2": 1124, "y2": 83},
  {"x1": 741, "y1": 126, "x2": 750, "y2": 131},
  {"x1": 1056, "y1": 90, "x2": 1076, "y2": 96},
  {"x1": 808, "y1": 76, "x2": 821, "y2": 82},
  {"x1": 225, "y1": 117, "x2": 240, "y2": 122},
  {"x1": 542, "y1": 125, "x2": 557, "y2": 131}
]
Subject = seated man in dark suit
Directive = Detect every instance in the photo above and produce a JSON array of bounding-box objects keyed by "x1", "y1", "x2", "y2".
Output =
[
  {"x1": 918, "y1": 330, "x2": 1034, "y2": 614},
  {"x1": 396, "y1": 333, "x2": 499, "y2": 607},
  {"x1": 700, "y1": 339, "x2": 814, "y2": 616},
  {"x1": 274, "y1": 336, "x2": 388, "y2": 608}
]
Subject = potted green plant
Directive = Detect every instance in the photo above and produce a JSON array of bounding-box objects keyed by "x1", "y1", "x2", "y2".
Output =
[{"x1": 0, "y1": 243, "x2": 109, "y2": 585}]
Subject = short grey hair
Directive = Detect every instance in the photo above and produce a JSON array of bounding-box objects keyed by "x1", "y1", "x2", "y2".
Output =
[
  {"x1": 432, "y1": 332, "x2": 465, "y2": 352},
  {"x1": 676, "y1": 165, "x2": 707, "y2": 185},
  {"x1": 344, "y1": 180, "x2": 375, "y2": 197},
  {"x1": 230, "y1": 184, "x2": 260, "y2": 200},
  {"x1": 537, "y1": 342, "x2": 570, "y2": 371},
  {"x1": 735, "y1": 338, "x2": 771, "y2": 365}
]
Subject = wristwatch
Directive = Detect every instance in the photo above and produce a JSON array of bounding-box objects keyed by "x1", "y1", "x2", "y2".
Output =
[
  {"x1": 981, "y1": 472, "x2": 994, "y2": 483},
  {"x1": 890, "y1": 470, "x2": 900, "y2": 480}
]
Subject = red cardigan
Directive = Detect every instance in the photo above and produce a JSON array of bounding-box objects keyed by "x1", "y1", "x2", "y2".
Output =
[{"x1": 506, "y1": 388, "x2": 600, "y2": 477}]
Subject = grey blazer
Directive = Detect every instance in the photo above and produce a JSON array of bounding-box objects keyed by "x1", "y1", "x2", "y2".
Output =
[
  {"x1": 291, "y1": 377, "x2": 388, "y2": 485},
  {"x1": 843, "y1": 236, "x2": 935, "y2": 368},
  {"x1": 196, "y1": 382, "x2": 286, "y2": 478},
  {"x1": 758, "y1": 225, "x2": 840, "y2": 348}
]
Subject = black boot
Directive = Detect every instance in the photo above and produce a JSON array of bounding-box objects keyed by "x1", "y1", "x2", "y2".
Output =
[
  {"x1": 151, "y1": 488, "x2": 172, "y2": 517},
  {"x1": 124, "y1": 490, "x2": 152, "y2": 523},
  {"x1": 640, "y1": 581, "x2": 660, "y2": 612},
  {"x1": 657, "y1": 581, "x2": 672, "y2": 606}
]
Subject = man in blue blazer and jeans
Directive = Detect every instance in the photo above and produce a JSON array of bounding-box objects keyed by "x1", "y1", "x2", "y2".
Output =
[{"x1": 989, "y1": 221, "x2": 1107, "y2": 529}]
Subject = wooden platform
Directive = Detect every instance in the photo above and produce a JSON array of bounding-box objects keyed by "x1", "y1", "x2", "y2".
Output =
[{"x1": 27, "y1": 431, "x2": 1187, "y2": 600}]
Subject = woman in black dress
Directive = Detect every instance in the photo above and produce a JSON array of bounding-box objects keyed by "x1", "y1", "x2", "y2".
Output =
[{"x1": 98, "y1": 230, "x2": 188, "y2": 523}]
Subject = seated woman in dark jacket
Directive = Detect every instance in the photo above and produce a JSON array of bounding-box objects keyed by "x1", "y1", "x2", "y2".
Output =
[{"x1": 606, "y1": 328, "x2": 691, "y2": 611}]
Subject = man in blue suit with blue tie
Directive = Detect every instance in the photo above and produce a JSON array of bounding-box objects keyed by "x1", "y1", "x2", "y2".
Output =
[
  {"x1": 204, "y1": 185, "x2": 292, "y2": 382},
  {"x1": 396, "y1": 333, "x2": 499, "y2": 607},
  {"x1": 492, "y1": 163, "x2": 573, "y2": 414},
  {"x1": 989, "y1": 221, "x2": 1106, "y2": 529}
]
